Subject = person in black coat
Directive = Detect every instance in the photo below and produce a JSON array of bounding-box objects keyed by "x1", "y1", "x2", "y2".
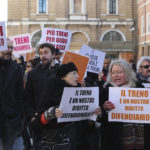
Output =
[
  {"x1": 99, "y1": 60, "x2": 144, "y2": 150},
  {"x1": 38, "y1": 62, "x2": 80, "y2": 150},
  {"x1": 38, "y1": 62, "x2": 101, "y2": 150},
  {"x1": 0, "y1": 50, "x2": 24, "y2": 150},
  {"x1": 136, "y1": 56, "x2": 150, "y2": 150},
  {"x1": 24, "y1": 43, "x2": 57, "y2": 149}
]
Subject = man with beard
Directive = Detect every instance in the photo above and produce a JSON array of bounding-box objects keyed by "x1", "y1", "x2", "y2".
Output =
[
  {"x1": 24, "y1": 43, "x2": 57, "y2": 150},
  {"x1": 136, "y1": 56, "x2": 150, "y2": 150},
  {"x1": 0, "y1": 39, "x2": 24, "y2": 150}
]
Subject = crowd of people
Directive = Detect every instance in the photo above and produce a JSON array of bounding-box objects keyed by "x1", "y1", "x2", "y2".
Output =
[{"x1": 0, "y1": 39, "x2": 150, "y2": 150}]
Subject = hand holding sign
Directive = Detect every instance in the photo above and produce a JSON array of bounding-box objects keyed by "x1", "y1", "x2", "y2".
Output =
[
  {"x1": 55, "y1": 108, "x2": 63, "y2": 118},
  {"x1": 103, "y1": 101, "x2": 115, "y2": 111}
]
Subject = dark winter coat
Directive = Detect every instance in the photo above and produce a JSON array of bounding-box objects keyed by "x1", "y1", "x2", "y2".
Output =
[
  {"x1": 99, "y1": 82, "x2": 144, "y2": 150},
  {"x1": 24, "y1": 63, "x2": 57, "y2": 119},
  {"x1": 38, "y1": 75, "x2": 79, "y2": 149},
  {"x1": 0, "y1": 59, "x2": 24, "y2": 134},
  {"x1": 136, "y1": 73, "x2": 150, "y2": 150}
]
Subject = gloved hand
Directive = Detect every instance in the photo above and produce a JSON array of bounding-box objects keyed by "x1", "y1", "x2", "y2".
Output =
[{"x1": 44, "y1": 107, "x2": 56, "y2": 121}]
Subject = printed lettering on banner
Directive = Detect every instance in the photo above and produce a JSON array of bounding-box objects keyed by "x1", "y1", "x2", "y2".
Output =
[
  {"x1": 58, "y1": 87, "x2": 99, "y2": 122},
  {"x1": 108, "y1": 87, "x2": 150, "y2": 123},
  {"x1": 80, "y1": 44, "x2": 106, "y2": 74},
  {"x1": 10, "y1": 33, "x2": 32, "y2": 54},
  {"x1": 41, "y1": 28, "x2": 72, "y2": 52}
]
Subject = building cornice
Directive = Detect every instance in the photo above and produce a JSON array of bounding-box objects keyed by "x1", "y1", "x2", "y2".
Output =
[{"x1": 7, "y1": 19, "x2": 134, "y2": 26}]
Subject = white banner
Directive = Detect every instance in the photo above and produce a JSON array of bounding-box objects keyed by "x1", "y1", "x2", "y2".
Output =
[
  {"x1": 108, "y1": 87, "x2": 150, "y2": 123},
  {"x1": 10, "y1": 33, "x2": 32, "y2": 54},
  {"x1": 0, "y1": 21, "x2": 7, "y2": 52},
  {"x1": 58, "y1": 87, "x2": 99, "y2": 122},
  {"x1": 80, "y1": 44, "x2": 105, "y2": 74},
  {"x1": 41, "y1": 28, "x2": 72, "y2": 52}
]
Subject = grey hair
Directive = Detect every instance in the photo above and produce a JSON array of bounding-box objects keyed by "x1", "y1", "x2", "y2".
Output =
[
  {"x1": 137, "y1": 56, "x2": 150, "y2": 72},
  {"x1": 107, "y1": 59, "x2": 137, "y2": 87}
]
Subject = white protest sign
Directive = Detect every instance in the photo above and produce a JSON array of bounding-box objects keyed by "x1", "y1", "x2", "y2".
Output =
[
  {"x1": 0, "y1": 21, "x2": 7, "y2": 51},
  {"x1": 108, "y1": 87, "x2": 150, "y2": 123},
  {"x1": 41, "y1": 28, "x2": 72, "y2": 52},
  {"x1": 80, "y1": 44, "x2": 105, "y2": 74},
  {"x1": 143, "y1": 83, "x2": 150, "y2": 88},
  {"x1": 58, "y1": 87, "x2": 99, "y2": 122},
  {"x1": 10, "y1": 33, "x2": 32, "y2": 54}
]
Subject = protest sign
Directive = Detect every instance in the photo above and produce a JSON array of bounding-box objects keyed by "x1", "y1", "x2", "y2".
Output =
[
  {"x1": 58, "y1": 87, "x2": 99, "y2": 122},
  {"x1": 0, "y1": 21, "x2": 7, "y2": 52},
  {"x1": 62, "y1": 51, "x2": 89, "y2": 82},
  {"x1": 143, "y1": 83, "x2": 150, "y2": 88},
  {"x1": 41, "y1": 28, "x2": 72, "y2": 52},
  {"x1": 108, "y1": 87, "x2": 150, "y2": 123},
  {"x1": 80, "y1": 44, "x2": 105, "y2": 74},
  {"x1": 10, "y1": 33, "x2": 32, "y2": 54}
]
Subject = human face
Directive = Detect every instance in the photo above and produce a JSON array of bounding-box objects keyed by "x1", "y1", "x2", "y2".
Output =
[
  {"x1": 103, "y1": 58, "x2": 110, "y2": 69},
  {"x1": 39, "y1": 47, "x2": 54, "y2": 65},
  {"x1": 26, "y1": 62, "x2": 32, "y2": 72},
  {"x1": 63, "y1": 71, "x2": 79, "y2": 86},
  {"x1": 140, "y1": 60, "x2": 150, "y2": 77},
  {"x1": 2, "y1": 40, "x2": 13, "y2": 60},
  {"x1": 111, "y1": 65, "x2": 127, "y2": 86}
]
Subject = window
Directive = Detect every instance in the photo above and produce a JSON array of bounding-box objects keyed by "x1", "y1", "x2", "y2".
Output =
[
  {"x1": 74, "y1": 0, "x2": 81, "y2": 14},
  {"x1": 102, "y1": 31, "x2": 123, "y2": 41},
  {"x1": 141, "y1": 16, "x2": 145, "y2": 34},
  {"x1": 69, "y1": 0, "x2": 86, "y2": 15},
  {"x1": 39, "y1": 0, "x2": 46, "y2": 14},
  {"x1": 109, "y1": 0, "x2": 116, "y2": 14},
  {"x1": 31, "y1": 31, "x2": 42, "y2": 48}
]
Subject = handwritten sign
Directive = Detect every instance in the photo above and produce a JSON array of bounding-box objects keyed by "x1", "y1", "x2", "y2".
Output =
[
  {"x1": 41, "y1": 28, "x2": 72, "y2": 52},
  {"x1": 0, "y1": 21, "x2": 7, "y2": 51},
  {"x1": 108, "y1": 87, "x2": 150, "y2": 123},
  {"x1": 58, "y1": 87, "x2": 99, "y2": 122},
  {"x1": 10, "y1": 33, "x2": 32, "y2": 54},
  {"x1": 80, "y1": 45, "x2": 105, "y2": 74}
]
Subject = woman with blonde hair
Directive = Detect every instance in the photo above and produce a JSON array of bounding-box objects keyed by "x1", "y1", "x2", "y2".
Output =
[{"x1": 99, "y1": 59, "x2": 144, "y2": 150}]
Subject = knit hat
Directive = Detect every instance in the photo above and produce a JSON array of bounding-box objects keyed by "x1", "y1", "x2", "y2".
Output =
[{"x1": 56, "y1": 62, "x2": 78, "y2": 78}]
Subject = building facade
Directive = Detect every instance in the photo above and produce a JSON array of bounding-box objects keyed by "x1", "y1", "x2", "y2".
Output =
[
  {"x1": 7, "y1": 0, "x2": 137, "y2": 61},
  {"x1": 137, "y1": 0, "x2": 150, "y2": 59}
]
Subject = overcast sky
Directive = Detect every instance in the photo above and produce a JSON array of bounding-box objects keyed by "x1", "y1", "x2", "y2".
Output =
[{"x1": 0, "y1": 0, "x2": 8, "y2": 22}]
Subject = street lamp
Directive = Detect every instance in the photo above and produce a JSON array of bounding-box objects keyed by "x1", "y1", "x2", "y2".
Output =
[{"x1": 130, "y1": 26, "x2": 135, "y2": 59}]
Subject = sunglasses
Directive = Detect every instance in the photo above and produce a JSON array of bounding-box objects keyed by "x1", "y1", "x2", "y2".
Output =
[{"x1": 141, "y1": 65, "x2": 150, "y2": 69}]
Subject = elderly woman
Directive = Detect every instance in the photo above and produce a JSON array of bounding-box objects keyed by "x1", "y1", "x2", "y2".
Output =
[
  {"x1": 38, "y1": 62, "x2": 100, "y2": 150},
  {"x1": 99, "y1": 60, "x2": 144, "y2": 150}
]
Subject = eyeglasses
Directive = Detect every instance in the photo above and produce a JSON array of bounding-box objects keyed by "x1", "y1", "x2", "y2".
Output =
[{"x1": 140, "y1": 65, "x2": 150, "y2": 69}]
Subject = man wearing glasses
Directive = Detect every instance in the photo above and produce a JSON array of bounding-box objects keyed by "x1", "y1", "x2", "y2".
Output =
[
  {"x1": 137, "y1": 56, "x2": 150, "y2": 84},
  {"x1": 136, "y1": 56, "x2": 150, "y2": 150}
]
